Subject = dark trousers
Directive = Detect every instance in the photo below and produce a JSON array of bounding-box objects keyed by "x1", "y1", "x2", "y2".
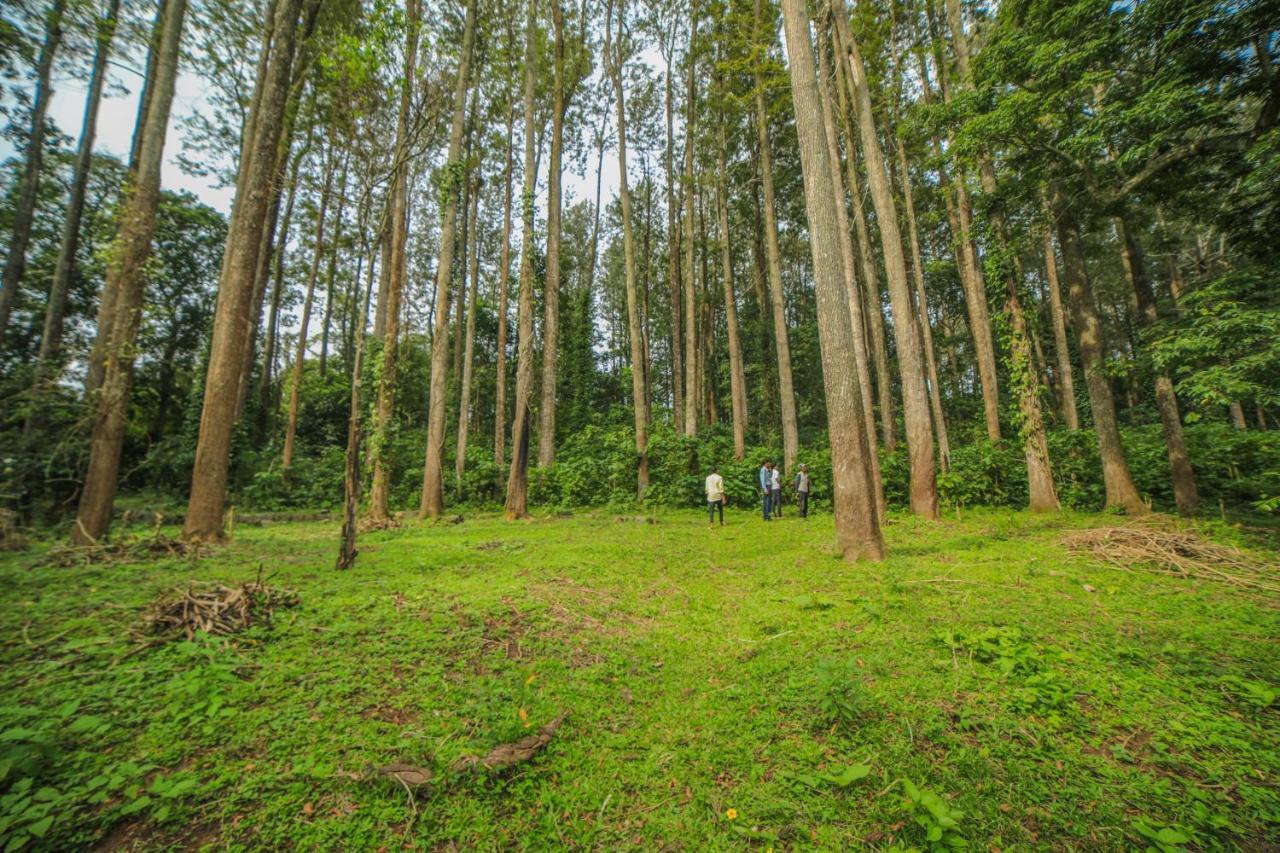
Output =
[
  {"x1": 798, "y1": 491, "x2": 809, "y2": 518},
  {"x1": 771, "y1": 488, "x2": 782, "y2": 516},
  {"x1": 707, "y1": 499, "x2": 723, "y2": 524},
  {"x1": 761, "y1": 492, "x2": 771, "y2": 520}
]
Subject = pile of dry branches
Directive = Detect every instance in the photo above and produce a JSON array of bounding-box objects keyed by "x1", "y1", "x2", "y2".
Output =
[
  {"x1": 1062, "y1": 525, "x2": 1279, "y2": 595},
  {"x1": 36, "y1": 533, "x2": 204, "y2": 568},
  {"x1": 141, "y1": 570, "x2": 300, "y2": 640}
]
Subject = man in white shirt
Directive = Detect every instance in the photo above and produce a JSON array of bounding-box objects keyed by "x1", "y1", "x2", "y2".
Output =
[
  {"x1": 794, "y1": 463, "x2": 810, "y2": 518},
  {"x1": 705, "y1": 466, "x2": 726, "y2": 528},
  {"x1": 770, "y1": 464, "x2": 783, "y2": 517}
]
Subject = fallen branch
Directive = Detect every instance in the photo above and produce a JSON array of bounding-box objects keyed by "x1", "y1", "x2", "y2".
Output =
[
  {"x1": 450, "y1": 711, "x2": 570, "y2": 774},
  {"x1": 1062, "y1": 525, "x2": 1279, "y2": 596}
]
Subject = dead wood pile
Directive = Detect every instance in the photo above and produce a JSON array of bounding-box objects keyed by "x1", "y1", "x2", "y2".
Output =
[
  {"x1": 140, "y1": 571, "x2": 300, "y2": 640},
  {"x1": 1062, "y1": 525, "x2": 1279, "y2": 595},
  {"x1": 36, "y1": 533, "x2": 204, "y2": 568}
]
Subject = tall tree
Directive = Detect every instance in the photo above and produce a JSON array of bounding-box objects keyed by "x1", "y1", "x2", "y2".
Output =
[
  {"x1": 281, "y1": 139, "x2": 336, "y2": 475},
  {"x1": 72, "y1": 0, "x2": 189, "y2": 545},
  {"x1": 714, "y1": 60, "x2": 747, "y2": 460},
  {"x1": 31, "y1": 0, "x2": 121, "y2": 381},
  {"x1": 183, "y1": 0, "x2": 311, "y2": 541},
  {"x1": 1042, "y1": 229, "x2": 1080, "y2": 429},
  {"x1": 503, "y1": 0, "x2": 538, "y2": 519},
  {"x1": 1052, "y1": 192, "x2": 1147, "y2": 514},
  {"x1": 831, "y1": 1, "x2": 938, "y2": 519},
  {"x1": 0, "y1": 0, "x2": 67, "y2": 358},
  {"x1": 1117, "y1": 215, "x2": 1199, "y2": 516},
  {"x1": 751, "y1": 0, "x2": 798, "y2": 472},
  {"x1": 419, "y1": 0, "x2": 478, "y2": 519},
  {"x1": 605, "y1": 0, "x2": 650, "y2": 495},
  {"x1": 779, "y1": 0, "x2": 883, "y2": 560},
  {"x1": 495, "y1": 95, "x2": 515, "y2": 479},
  {"x1": 455, "y1": 171, "x2": 481, "y2": 496},
  {"x1": 681, "y1": 2, "x2": 700, "y2": 437}
]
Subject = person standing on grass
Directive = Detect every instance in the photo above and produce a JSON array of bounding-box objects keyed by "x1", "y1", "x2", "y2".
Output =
[
  {"x1": 795, "y1": 463, "x2": 810, "y2": 518},
  {"x1": 771, "y1": 463, "x2": 783, "y2": 517},
  {"x1": 705, "y1": 465, "x2": 726, "y2": 528},
  {"x1": 759, "y1": 460, "x2": 773, "y2": 521}
]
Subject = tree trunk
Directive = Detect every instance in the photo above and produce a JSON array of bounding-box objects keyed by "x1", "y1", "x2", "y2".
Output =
[
  {"x1": 419, "y1": 0, "x2": 477, "y2": 519},
  {"x1": 504, "y1": 0, "x2": 538, "y2": 520},
  {"x1": 319, "y1": 151, "x2": 351, "y2": 377},
  {"x1": 779, "y1": 0, "x2": 884, "y2": 560},
  {"x1": 606, "y1": 0, "x2": 651, "y2": 495},
  {"x1": 255, "y1": 138, "x2": 305, "y2": 444},
  {"x1": 895, "y1": 137, "x2": 950, "y2": 472},
  {"x1": 537, "y1": 0, "x2": 569, "y2": 467},
  {"x1": 828, "y1": 56, "x2": 896, "y2": 454},
  {"x1": 183, "y1": 0, "x2": 308, "y2": 541},
  {"x1": 664, "y1": 60, "x2": 685, "y2": 433},
  {"x1": 1043, "y1": 230, "x2": 1080, "y2": 429},
  {"x1": 814, "y1": 23, "x2": 885, "y2": 520},
  {"x1": 681, "y1": 5, "x2": 700, "y2": 437},
  {"x1": 915, "y1": 23, "x2": 1001, "y2": 441},
  {"x1": 455, "y1": 172, "x2": 481, "y2": 497},
  {"x1": 831, "y1": 4, "x2": 938, "y2": 519},
  {"x1": 0, "y1": 0, "x2": 67, "y2": 357},
  {"x1": 32, "y1": 0, "x2": 119, "y2": 380},
  {"x1": 715, "y1": 74, "x2": 747, "y2": 460},
  {"x1": 1117, "y1": 215, "x2": 1199, "y2": 516},
  {"x1": 72, "y1": 0, "x2": 187, "y2": 545},
  {"x1": 336, "y1": 215, "x2": 381, "y2": 570},
  {"x1": 495, "y1": 100, "x2": 515, "y2": 479},
  {"x1": 1229, "y1": 402, "x2": 1246, "y2": 430},
  {"x1": 282, "y1": 140, "x2": 336, "y2": 475},
  {"x1": 753, "y1": 0, "x2": 799, "y2": 472},
  {"x1": 1053, "y1": 193, "x2": 1147, "y2": 514}
]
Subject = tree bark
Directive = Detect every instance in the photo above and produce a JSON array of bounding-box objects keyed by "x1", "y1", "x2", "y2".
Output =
[
  {"x1": 495, "y1": 100, "x2": 515, "y2": 479},
  {"x1": 1043, "y1": 230, "x2": 1080, "y2": 429},
  {"x1": 281, "y1": 140, "x2": 336, "y2": 475},
  {"x1": 537, "y1": 0, "x2": 569, "y2": 467},
  {"x1": 831, "y1": 4, "x2": 938, "y2": 519},
  {"x1": 715, "y1": 71, "x2": 747, "y2": 460},
  {"x1": 814, "y1": 23, "x2": 885, "y2": 520},
  {"x1": 0, "y1": 0, "x2": 67, "y2": 357},
  {"x1": 606, "y1": 0, "x2": 651, "y2": 495},
  {"x1": 255, "y1": 138, "x2": 305, "y2": 444},
  {"x1": 829, "y1": 55, "x2": 896, "y2": 454},
  {"x1": 336, "y1": 211, "x2": 381, "y2": 570},
  {"x1": 183, "y1": 0, "x2": 308, "y2": 541},
  {"x1": 1117, "y1": 215, "x2": 1199, "y2": 516},
  {"x1": 419, "y1": 0, "x2": 477, "y2": 519},
  {"x1": 1053, "y1": 193, "x2": 1147, "y2": 514},
  {"x1": 32, "y1": 0, "x2": 119, "y2": 380},
  {"x1": 779, "y1": 0, "x2": 883, "y2": 560},
  {"x1": 895, "y1": 137, "x2": 950, "y2": 472},
  {"x1": 753, "y1": 0, "x2": 799, "y2": 472},
  {"x1": 72, "y1": 0, "x2": 187, "y2": 545},
  {"x1": 681, "y1": 5, "x2": 700, "y2": 437},
  {"x1": 319, "y1": 151, "x2": 351, "y2": 377},
  {"x1": 663, "y1": 57, "x2": 685, "y2": 433},
  {"x1": 455, "y1": 172, "x2": 481, "y2": 497},
  {"x1": 504, "y1": 0, "x2": 538, "y2": 520}
]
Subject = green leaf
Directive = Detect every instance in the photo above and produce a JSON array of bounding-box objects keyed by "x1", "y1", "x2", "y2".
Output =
[
  {"x1": 27, "y1": 815, "x2": 53, "y2": 838},
  {"x1": 120, "y1": 795, "x2": 151, "y2": 816},
  {"x1": 825, "y1": 764, "x2": 871, "y2": 787}
]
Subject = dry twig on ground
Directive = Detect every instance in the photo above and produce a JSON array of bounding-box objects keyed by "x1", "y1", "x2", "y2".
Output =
[
  {"x1": 1062, "y1": 525, "x2": 1279, "y2": 595},
  {"x1": 139, "y1": 567, "x2": 300, "y2": 641}
]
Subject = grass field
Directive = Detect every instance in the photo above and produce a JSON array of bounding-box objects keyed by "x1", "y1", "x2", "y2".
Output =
[{"x1": 2, "y1": 506, "x2": 1278, "y2": 850}]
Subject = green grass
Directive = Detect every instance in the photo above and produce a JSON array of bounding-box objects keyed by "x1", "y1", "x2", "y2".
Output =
[{"x1": 2, "y1": 508, "x2": 1278, "y2": 850}]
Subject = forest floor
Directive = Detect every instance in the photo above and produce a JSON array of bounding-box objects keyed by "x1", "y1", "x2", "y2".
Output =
[{"x1": 1, "y1": 506, "x2": 1278, "y2": 850}]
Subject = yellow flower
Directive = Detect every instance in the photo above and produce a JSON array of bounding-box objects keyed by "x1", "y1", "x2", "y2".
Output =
[
  {"x1": 525, "y1": 673, "x2": 537, "y2": 686},
  {"x1": 725, "y1": 808, "x2": 738, "y2": 820}
]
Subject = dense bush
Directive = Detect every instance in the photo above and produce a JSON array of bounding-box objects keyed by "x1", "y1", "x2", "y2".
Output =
[{"x1": 227, "y1": 418, "x2": 1279, "y2": 517}]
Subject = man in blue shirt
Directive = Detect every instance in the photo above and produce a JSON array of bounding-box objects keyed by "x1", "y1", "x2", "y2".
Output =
[{"x1": 759, "y1": 461, "x2": 774, "y2": 521}]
